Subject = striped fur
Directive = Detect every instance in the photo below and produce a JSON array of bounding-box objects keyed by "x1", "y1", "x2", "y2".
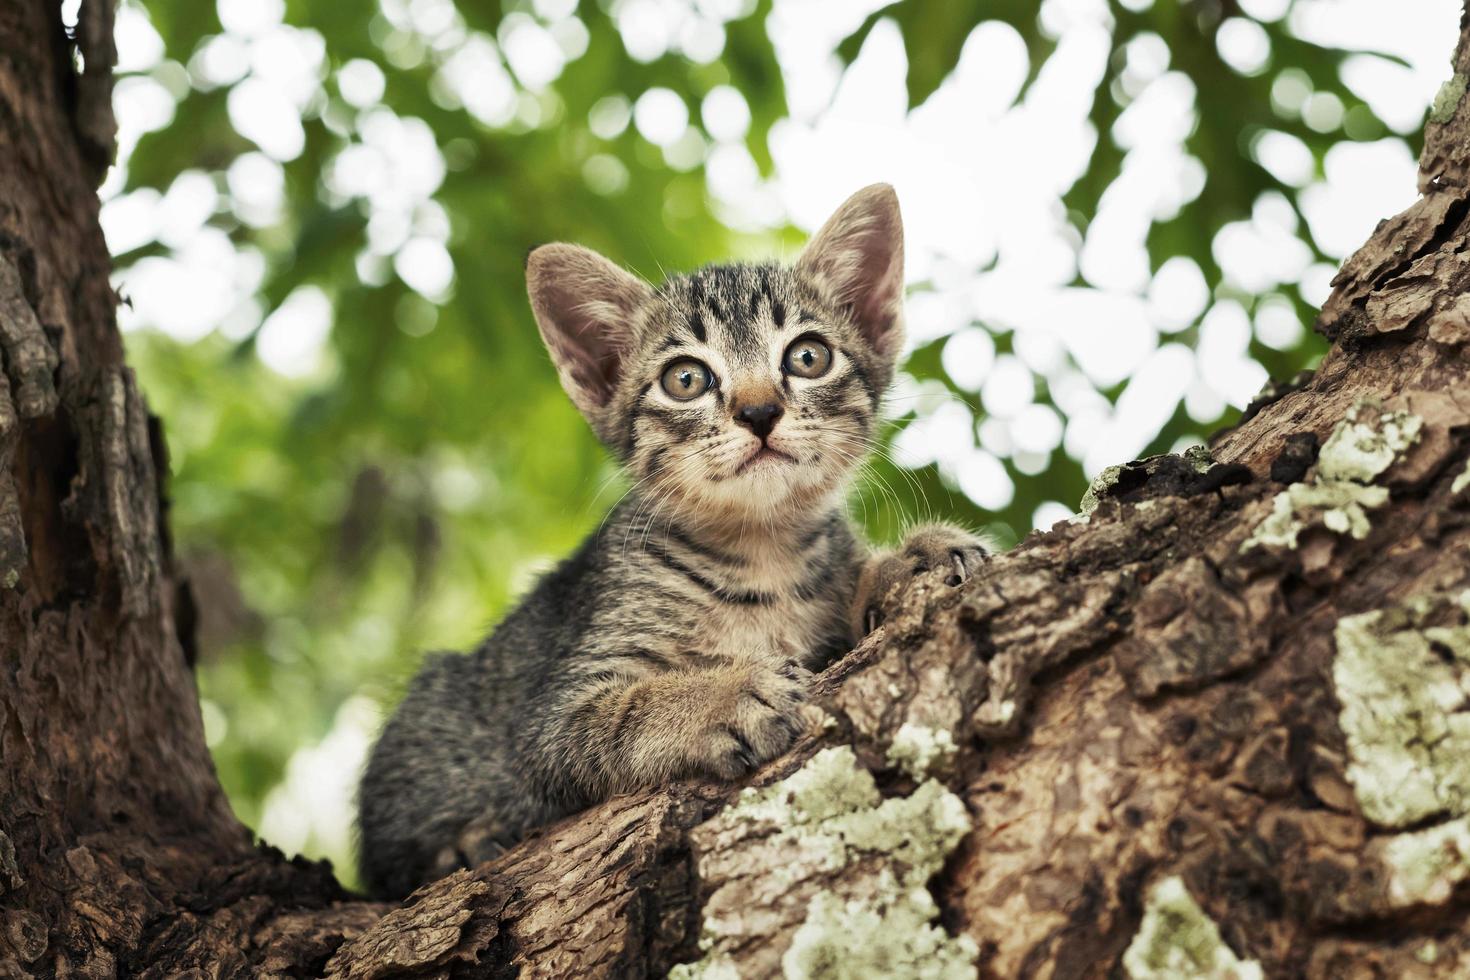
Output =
[{"x1": 357, "y1": 185, "x2": 989, "y2": 897}]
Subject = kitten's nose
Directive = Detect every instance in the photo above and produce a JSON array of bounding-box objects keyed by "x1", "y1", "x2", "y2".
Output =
[{"x1": 735, "y1": 403, "x2": 783, "y2": 439}]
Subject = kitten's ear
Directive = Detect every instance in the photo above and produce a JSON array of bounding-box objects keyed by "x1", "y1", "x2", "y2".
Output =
[
  {"x1": 526, "y1": 243, "x2": 653, "y2": 418},
  {"x1": 796, "y1": 183, "x2": 905, "y2": 357}
]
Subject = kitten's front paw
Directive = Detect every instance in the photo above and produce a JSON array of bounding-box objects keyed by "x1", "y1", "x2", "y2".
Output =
[
  {"x1": 860, "y1": 524, "x2": 990, "y2": 634},
  {"x1": 899, "y1": 523, "x2": 990, "y2": 587},
  {"x1": 695, "y1": 662, "x2": 810, "y2": 780}
]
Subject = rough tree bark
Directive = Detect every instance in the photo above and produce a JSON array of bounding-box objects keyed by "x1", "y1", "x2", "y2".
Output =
[{"x1": 3, "y1": 0, "x2": 1470, "y2": 975}]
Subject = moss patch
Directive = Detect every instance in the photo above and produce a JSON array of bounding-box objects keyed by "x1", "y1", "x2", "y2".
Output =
[
  {"x1": 1333, "y1": 591, "x2": 1470, "y2": 827},
  {"x1": 1122, "y1": 875, "x2": 1263, "y2": 980},
  {"x1": 1079, "y1": 446, "x2": 1214, "y2": 516},
  {"x1": 1242, "y1": 399, "x2": 1420, "y2": 552},
  {"x1": 1079, "y1": 462, "x2": 1125, "y2": 516},
  {"x1": 1431, "y1": 73, "x2": 1468, "y2": 124}
]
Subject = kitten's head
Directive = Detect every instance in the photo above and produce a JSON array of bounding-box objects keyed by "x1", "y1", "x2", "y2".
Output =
[{"x1": 526, "y1": 184, "x2": 904, "y2": 529}]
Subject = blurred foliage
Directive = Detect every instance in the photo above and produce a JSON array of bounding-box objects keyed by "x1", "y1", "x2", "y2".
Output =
[{"x1": 112, "y1": 0, "x2": 1423, "y2": 880}]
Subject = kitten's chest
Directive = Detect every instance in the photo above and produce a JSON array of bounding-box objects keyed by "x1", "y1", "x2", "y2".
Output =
[
  {"x1": 605, "y1": 514, "x2": 860, "y2": 666},
  {"x1": 698, "y1": 593, "x2": 842, "y2": 666},
  {"x1": 674, "y1": 543, "x2": 854, "y2": 666}
]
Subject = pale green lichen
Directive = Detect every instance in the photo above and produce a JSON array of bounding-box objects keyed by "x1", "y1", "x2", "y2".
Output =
[
  {"x1": 1079, "y1": 463, "x2": 1125, "y2": 516},
  {"x1": 1382, "y1": 816, "x2": 1470, "y2": 907},
  {"x1": 1122, "y1": 876, "x2": 1263, "y2": 980},
  {"x1": 1242, "y1": 400, "x2": 1420, "y2": 553},
  {"x1": 1452, "y1": 459, "x2": 1470, "y2": 495},
  {"x1": 670, "y1": 955, "x2": 742, "y2": 980},
  {"x1": 1242, "y1": 480, "x2": 1388, "y2": 550},
  {"x1": 670, "y1": 747, "x2": 976, "y2": 980},
  {"x1": 1333, "y1": 591, "x2": 1470, "y2": 827},
  {"x1": 725, "y1": 746, "x2": 883, "y2": 826},
  {"x1": 1316, "y1": 402, "x2": 1423, "y2": 483},
  {"x1": 781, "y1": 874, "x2": 979, "y2": 980},
  {"x1": 1182, "y1": 444, "x2": 1214, "y2": 473},
  {"x1": 886, "y1": 723, "x2": 958, "y2": 781},
  {"x1": 974, "y1": 696, "x2": 1017, "y2": 733},
  {"x1": 1079, "y1": 448, "x2": 1211, "y2": 515},
  {"x1": 1431, "y1": 73, "x2": 1468, "y2": 124}
]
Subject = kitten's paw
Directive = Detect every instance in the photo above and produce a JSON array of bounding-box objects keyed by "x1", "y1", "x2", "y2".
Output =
[
  {"x1": 900, "y1": 523, "x2": 990, "y2": 586},
  {"x1": 696, "y1": 662, "x2": 810, "y2": 780},
  {"x1": 861, "y1": 524, "x2": 990, "y2": 633}
]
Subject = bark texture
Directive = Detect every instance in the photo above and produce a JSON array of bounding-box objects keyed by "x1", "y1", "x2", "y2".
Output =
[{"x1": 3, "y1": 0, "x2": 1470, "y2": 976}]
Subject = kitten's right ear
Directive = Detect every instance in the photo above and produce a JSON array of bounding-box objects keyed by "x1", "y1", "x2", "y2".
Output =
[
  {"x1": 526, "y1": 243, "x2": 653, "y2": 420},
  {"x1": 796, "y1": 184, "x2": 905, "y2": 359}
]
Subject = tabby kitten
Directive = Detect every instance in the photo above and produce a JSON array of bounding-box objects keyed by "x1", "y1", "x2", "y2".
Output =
[{"x1": 357, "y1": 184, "x2": 988, "y2": 898}]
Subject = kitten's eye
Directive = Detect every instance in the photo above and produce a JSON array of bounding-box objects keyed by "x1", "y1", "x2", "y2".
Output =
[
  {"x1": 660, "y1": 360, "x2": 712, "y2": 401},
  {"x1": 783, "y1": 338, "x2": 833, "y2": 379}
]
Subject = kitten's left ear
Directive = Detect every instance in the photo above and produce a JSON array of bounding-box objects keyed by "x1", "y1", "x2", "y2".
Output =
[
  {"x1": 796, "y1": 183, "x2": 905, "y2": 358},
  {"x1": 526, "y1": 243, "x2": 653, "y2": 426}
]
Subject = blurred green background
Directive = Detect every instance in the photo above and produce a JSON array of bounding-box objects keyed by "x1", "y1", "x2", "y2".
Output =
[{"x1": 98, "y1": 0, "x2": 1453, "y2": 884}]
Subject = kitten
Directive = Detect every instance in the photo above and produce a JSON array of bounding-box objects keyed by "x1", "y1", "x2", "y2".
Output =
[{"x1": 356, "y1": 185, "x2": 989, "y2": 898}]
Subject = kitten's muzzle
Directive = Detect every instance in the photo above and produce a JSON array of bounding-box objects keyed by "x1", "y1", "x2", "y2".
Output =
[
  {"x1": 734, "y1": 402, "x2": 783, "y2": 440},
  {"x1": 735, "y1": 445, "x2": 797, "y2": 475}
]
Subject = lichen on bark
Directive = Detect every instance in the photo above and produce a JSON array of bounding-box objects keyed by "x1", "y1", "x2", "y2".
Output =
[
  {"x1": 1241, "y1": 399, "x2": 1421, "y2": 551},
  {"x1": 779, "y1": 881, "x2": 977, "y2": 980},
  {"x1": 1453, "y1": 458, "x2": 1470, "y2": 495},
  {"x1": 670, "y1": 747, "x2": 976, "y2": 979},
  {"x1": 1333, "y1": 590, "x2": 1470, "y2": 827},
  {"x1": 1382, "y1": 815, "x2": 1470, "y2": 907},
  {"x1": 1431, "y1": 72, "x2": 1468, "y2": 123},
  {"x1": 1121, "y1": 876, "x2": 1263, "y2": 980},
  {"x1": 885, "y1": 722, "x2": 958, "y2": 781}
]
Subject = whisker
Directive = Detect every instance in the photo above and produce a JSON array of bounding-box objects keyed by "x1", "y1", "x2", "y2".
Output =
[
  {"x1": 861, "y1": 438, "x2": 936, "y2": 525},
  {"x1": 616, "y1": 439, "x2": 726, "y2": 560},
  {"x1": 879, "y1": 388, "x2": 985, "y2": 415}
]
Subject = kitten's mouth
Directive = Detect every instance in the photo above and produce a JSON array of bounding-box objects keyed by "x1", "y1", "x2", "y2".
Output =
[{"x1": 735, "y1": 445, "x2": 797, "y2": 475}]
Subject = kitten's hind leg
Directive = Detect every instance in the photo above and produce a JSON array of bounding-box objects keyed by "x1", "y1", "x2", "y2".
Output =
[{"x1": 428, "y1": 815, "x2": 518, "y2": 880}]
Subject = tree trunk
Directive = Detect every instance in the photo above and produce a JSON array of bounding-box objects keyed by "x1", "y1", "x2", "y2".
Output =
[{"x1": 4, "y1": 0, "x2": 1470, "y2": 976}]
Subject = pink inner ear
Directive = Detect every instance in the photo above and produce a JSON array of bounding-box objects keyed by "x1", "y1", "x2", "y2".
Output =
[
  {"x1": 556, "y1": 340, "x2": 614, "y2": 405},
  {"x1": 798, "y1": 185, "x2": 905, "y2": 354},
  {"x1": 562, "y1": 309, "x2": 624, "y2": 400},
  {"x1": 852, "y1": 250, "x2": 903, "y2": 346},
  {"x1": 812, "y1": 239, "x2": 903, "y2": 351},
  {"x1": 527, "y1": 244, "x2": 651, "y2": 411}
]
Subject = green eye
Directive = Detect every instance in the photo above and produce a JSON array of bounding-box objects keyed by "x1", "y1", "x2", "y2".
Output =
[
  {"x1": 783, "y1": 338, "x2": 833, "y2": 379},
  {"x1": 660, "y1": 360, "x2": 712, "y2": 400}
]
